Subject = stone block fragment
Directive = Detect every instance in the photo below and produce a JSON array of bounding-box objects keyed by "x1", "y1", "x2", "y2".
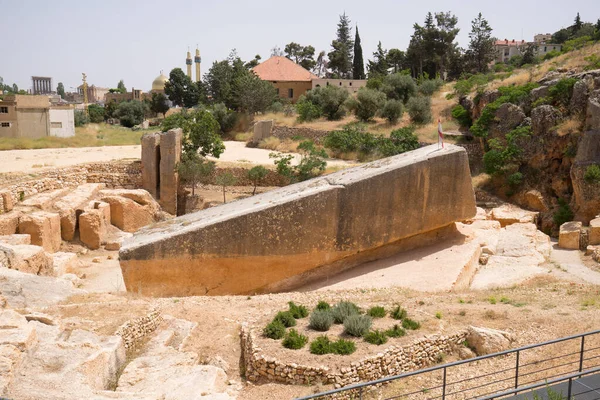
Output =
[
  {"x1": 141, "y1": 133, "x2": 161, "y2": 198},
  {"x1": 0, "y1": 243, "x2": 53, "y2": 275},
  {"x1": 0, "y1": 235, "x2": 31, "y2": 246},
  {"x1": 101, "y1": 196, "x2": 155, "y2": 233},
  {"x1": 558, "y1": 221, "x2": 582, "y2": 250},
  {"x1": 79, "y1": 210, "x2": 107, "y2": 250},
  {"x1": 0, "y1": 212, "x2": 20, "y2": 236},
  {"x1": 466, "y1": 326, "x2": 514, "y2": 355},
  {"x1": 590, "y1": 218, "x2": 600, "y2": 246},
  {"x1": 0, "y1": 190, "x2": 13, "y2": 212},
  {"x1": 52, "y1": 252, "x2": 79, "y2": 276},
  {"x1": 159, "y1": 129, "x2": 182, "y2": 215},
  {"x1": 490, "y1": 204, "x2": 538, "y2": 227},
  {"x1": 253, "y1": 120, "x2": 273, "y2": 142},
  {"x1": 18, "y1": 212, "x2": 61, "y2": 253}
]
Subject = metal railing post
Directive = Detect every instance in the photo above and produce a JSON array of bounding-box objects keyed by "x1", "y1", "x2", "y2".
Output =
[
  {"x1": 515, "y1": 350, "x2": 520, "y2": 389},
  {"x1": 579, "y1": 335, "x2": 586, "y2": 372},
  {"x1": 567, "y1": 377, "x2": 572, "y2": 399},
  {"x1": 359, "y1": 386, "x2": 363, "y2": 400},
  {"x1": 442, "y1": 366, "x2": 447, "y2": 400}
]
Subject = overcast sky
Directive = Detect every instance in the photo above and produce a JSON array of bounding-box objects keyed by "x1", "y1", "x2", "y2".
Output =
[{"x1": 1, "y1": 0, "x2": 598, "y2": 92}]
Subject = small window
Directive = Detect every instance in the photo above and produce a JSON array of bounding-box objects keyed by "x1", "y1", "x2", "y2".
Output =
[
  {"x1": 326, "y1": 82, "x2": 330, "y2": 86},
  {"x1": 1, "y1": 122, "x2": 10, "y2": 128},
  {"x1": 0, "y1": 107, "x2": 8, "y2": 114},
  {"x1": 349, "y1": 82, "x2": 352, "y2": 86},
  {"x1": 315, "y1": 84, "x2": 320, "y2": 88},
  {"x1": 544, "y1": 46, "x2": 547, "y2": 52},
  {"x1": 275, "y1": 88, "x2": 280, "y2": 96},
  {"x1": 288, "y1": 88, "x2": 294, "y2": 98},
  {"x1": 339, "y1": 82, "x2": 342, "y2": 86},
  {"x1": 51, "y1": 122, "x2": 62, "y2": 128}
]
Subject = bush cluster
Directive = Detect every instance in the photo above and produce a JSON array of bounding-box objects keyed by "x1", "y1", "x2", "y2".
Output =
[
  {"x1": 309, "y1": 336, "x2": 356, "y2": 355},
  {"x1": 263, "y1": 320, "x2": 286, "y2": 340},
  {"x1": 364, "y1": 330, "x2": 388, "y2": 345},
  {"x1": 288, "y1": 302, "x2": 308, "y2": 319},
  {"x1": 406, "y1": 95, "x2": 433, "y2": 124},
  {"x1": 367, "y1": 306, "x2": 386, "y2": 318},
  {"x1": 343, "y1": 315, "x2": 373, "y2": 337},
  {"x1": 282, "y1": 329, "x2": 308, "y2": 350},
  {"x1": 296, "y1": 85, "x2": 349, "y2": 121},
  {"x1": 385, "y1": 324, "x2": 407, "y2": 338},
  {"x1": 273, "y1": 311, "x2": 296, "y2": 328},
  {"x1": 316, "y1": 301, "x2": 331, "y2": 311},
  {"x1": 584, "y1": 164, "x2": 600, "y2": 183},
  {"x1": 390, "y1": 305, "x2": 408, "y2": 320},
  {"x1": 309, "y1": 310, "x2": 334, "y2": 332},
  {"x1": 331, "y1": 301, "x2": 361, "y2": 324},
  {"x1": 323, "y1": 125, "x2": 419, "y2": 159},
  {"x1": 451, "y1": 104, "x2": 472, "y2": 128}
]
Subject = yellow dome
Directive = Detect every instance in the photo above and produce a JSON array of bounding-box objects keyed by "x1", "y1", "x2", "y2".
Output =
[{"x1": 152, "y1": 73, "x2": 168, "y2": 92}]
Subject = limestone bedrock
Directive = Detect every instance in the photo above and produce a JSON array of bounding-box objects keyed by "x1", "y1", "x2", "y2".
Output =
[{"x1": 119, "y1": 144, "x2": 477, "y2": 297}]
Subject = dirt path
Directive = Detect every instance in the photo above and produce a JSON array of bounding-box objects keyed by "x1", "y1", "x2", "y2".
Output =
[{"x1": 0, "y1": 141, "x2": 354, "y2": 174}]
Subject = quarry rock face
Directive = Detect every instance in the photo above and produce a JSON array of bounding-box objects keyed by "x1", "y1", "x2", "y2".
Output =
[
  {"x1": 120, "y1": 144, "x2": 477, "y2": 297},
  {"x1": 531, "y1": 105, "x2": 562, "y2": 136},
  {"x1": 571, "y1": 130, "x2": 600, "y2": 223}
]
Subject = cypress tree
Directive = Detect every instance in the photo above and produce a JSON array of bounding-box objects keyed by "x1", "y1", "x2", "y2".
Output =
[
  {"x1": 353, "y1": 26, "x2": 365, "y2": 79},
  {"x1": 328, "y1": 12, "x2": 354, "y2": 78}
]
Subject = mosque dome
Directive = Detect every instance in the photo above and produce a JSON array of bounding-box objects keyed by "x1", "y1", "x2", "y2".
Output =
[{"x1": 151, "y1": 73, "x2": 168, "y2": 92}]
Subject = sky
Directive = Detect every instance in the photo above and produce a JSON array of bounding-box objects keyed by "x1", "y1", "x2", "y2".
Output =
[{"x1": 1, "y1": 0, "x2": 598, "y2": 92}]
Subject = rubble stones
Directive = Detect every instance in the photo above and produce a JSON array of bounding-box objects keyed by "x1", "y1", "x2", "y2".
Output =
[{"x1": 559, "y1": 221, "x2": 583, "y2": 250}]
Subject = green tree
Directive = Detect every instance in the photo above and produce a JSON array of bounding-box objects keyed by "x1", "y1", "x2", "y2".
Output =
[
  {"x1": 177, "y1": 152, "x2": 215, "y2": 196},
  {"x1": 381, "y1": 73, "x2": 417, "y2": 103},
  {"x1": 247, "y1": 165, "x2": 268, "y2": 195},
  {"x1": 573, "y1": 12, "x2": 582, "y2": 34},
  {"x1": 387, "y1": 49, "x2": 406, "y2": 74},
  {"x1": 56, "y1": 82, "x2": 65, "y2": 98},
  {"x1": 466, "y1": 13, "x2": 495, "y2": 73},
  {"x1": 164, "y1": 68, "x2": 200, "y2": 108},
  {"x1": 314, "y1": 51, "x2": 327, "y2": 77},
  {"x1": 150, "y1": 93, "x2": 170, "y2": 117},
  {"x1": 204, "y1": 51, "x2": 250, "y2": 110},
  {"x1": 284, "y1": 42, "x2": 316, "y2": 71},
  {"x1": 104, "y1": 101, "x2": 118, "y2": 120},
  {"x1": 244, "y1": 54, "x2": 262, "y2": 69},
  {"x1": 234, "y1": 73, "x2": 277, "y2": 114},
  {"x1": 352, "y1": 26, "x2": 365, "y2": 79},
  {"x1": 327, "y1": 13, "x2": 354, "y2": 78},
  {"x1": 215, "y1": 172, "x2": 237, "y2": 203},
  {"x1": 161, "y1": 108, "x2": 224, "y2": 157},
  {"x1": 300, "y1": 85, "x2": 348, "y2": 121},
  {"x1": 367, "y1": 42, "x2": 389, "y2": 77},
  {"x1": 74, "y1": 110, "x2": 89, "y2": 127},
  {"x1": 211, "y1": 103, "x2": 238, "y2": 133},
  {"x1": 87, "y1": 104, "x2": 105, "y2": 123},
  {"x1": 354, "y1": 88, "x2": 386, "y2": 121},
  {"x1": 115, "y1": 101, "x2": 148, "y2": 127},
  {"x1": 117, "y1": 80, "x2": 126, "y2": 94},
  {"x1": 521, "y1": 43, "x2": 539, "y2": 65}
]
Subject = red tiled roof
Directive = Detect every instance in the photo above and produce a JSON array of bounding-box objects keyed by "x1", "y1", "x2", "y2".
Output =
[
  {"x1": 495, "y1": 39, "x2": 527, "y2": 46},
  {"x1": 252, "y1": 56, "x2": 318, "y2": 82}
]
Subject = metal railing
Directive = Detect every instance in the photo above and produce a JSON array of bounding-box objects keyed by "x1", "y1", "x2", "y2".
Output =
[{"x1": 295, "y1": 329, "x2": 600, "y2": 400}]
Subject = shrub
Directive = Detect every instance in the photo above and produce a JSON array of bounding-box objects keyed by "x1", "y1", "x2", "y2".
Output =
[
  {"x1": 385, "y1": 127, "x2": 419, "y2": 155},
  {"x1": 331, "y1": 301, "x2": 361, "y2": 324},
  {"x1": 87, "y1": 104, "x2": 105, "y2": 123},
  {"x1": 451, "y1": 104, "x2": 472, "y2": 127},
  {"x1": 390, "y1": 305, "x2": 407, "y2": 320},
  {"x1": 74, "y1": 110, "x2": 89, "y2": 127},
  {"x1": 247, "y1": 165, "x2": 268, "y2": 195},
  {"x1": 355, "y1": 88, "x2": 386, "y2": 121},
  {"x1": 343, "y1": 315, "x2": 372, "y2": 337},
  {"x1": 316, "y1": 301, "x2": 331, "y2": 311},
  {"x1": 402, "y1": 318, "x2": 421, "y2": 330},
  {"x1": 382, "y1": 73, "x2": 417, "y2": 103},
  {"x1": 282, "y1": 329, "x2": 308, "y2": 350},
  {"x1": 331, "y1": 339, "x2": 356, "y2": 355},
  {"x1": 507, "y1": 172, "x2": 523, "y2": 187},
  {"x1": 309, "y1": 85, "x2": 349, "y2": 120},
  {"x1": 269, "y1": 101, "x2": 284, "y2": 113},
  {"x1": 211, "y1": 103, "x2": 238, "y2": 134},
  {"x1": 323, "y1": 125, "x2": 374, "y2": 154},
  {"x1": 435, "y1": 312, "x2": 443, "y2": 319},
  {"x1": 543, "y1": 50, "x2": 561, "y2": 61},
  {"x1": 367, "y1": 306, "x2": 386, "y2": 318},
  {"x1": 418, "y1": 79, "x2": 443, "y2": 96},
  {"x1": 406, "y1": 96, "x2": 432, "y2": 124},
  {"x1": 385, "y1": 324, "x2": 407, "y2": 338},
  {"x1": 584, "y1": 164, "x2": 600, "y2": 183},
  {"x1": 548, "y1": 78, "x2": 577, "y2": 107},
  {"x1": 364, "y1": 330, "x2": 388, "y2": 345},
  {"x1": 309, "y1": 310, "x2": 334, "y2": 331},
  {"x1": 380, "y1": 99, "x2": 404, "y2": 124},
  {"x1": 553, "y1": 198, "x2": 574, "y2": 227},
  {"x1": 309, "y1": 335, "x2": 332, "y2": 355},
  {"x1": 263, "y1": 320, "x2": 286, "y2": 339},
  {"x1": 274, "y1": 311, "x2": 296, "y2": 328},
  {"x1": 288, "y1": 302, "x2": 309, "y2": 319},
  {"x1": 296, "y1": 97, "x2": 322, "y2": 122},
  {"x1": 115, "y1": 100, "x2": 148, "y2": 128}
]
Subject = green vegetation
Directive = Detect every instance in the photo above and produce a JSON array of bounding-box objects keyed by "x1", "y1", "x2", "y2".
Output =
[
  {"x1": 354, "y1": 88, "x2": 387, "y2": 121},
  {"x1": 343, "y1": 315, "x2": 373, "y2": 337},
  {"x1": 263, "y1": 320, "x2": 286, "y2": 339},
  {"x1": 402, "y1": 318, "x2": 421, "y2": 330},
  {"x1": 247, "y1": 165, "x2": 268, "y2": 195},
  {"x1": 364, "y1": 330, "x2": 388, "y2": 345},
  {"x1": 381, "y1": 99, "x2": 404, "y2": 124},
  {"x1": 309, "y1": 310, "x2": 334, "y2": 332},
  {"x1": 390, "y1": 305, "x2": 408, "y2": 320},
  {"x1": 548, "y1": 78, "x2": 578, "y2": 108},
  {"x1": 309, "y1": 335, "x2": 332, "y2": 355},
  {"x1": 74, "y1": 110, "x2": 89, "y2": 127},
  {"x1": 585, "y1": 54, "x2": 600, "y2": 70},
  {"x1": 296, "y1": 100, "x2": 322, "y2": 122},
  {"x1": 295, "y1": 85, "x2": 349, "y2": 121},
  {"x1": 161, "y1": 109, "x2": 224, "y2": 157},
  {"x1": 288, "y1": 302, "x2": 309, "y2": 319},
  {"x1": 211, "y1": 103, "x2": 238, "y2": 134},
  {"x1": 382, "y1": 73, "x2": 418, "y2": 103},
  {"x1": 367, "y1": 306, "x2": 386, "y2": 318},
  {"x1": 87, "y1": 104, "x2": 105, "y2": 123},
  {"x1": 177, "y1": 152, "x2": 215, "y2": 196},
  {"x1": 273, "y1": 311, "x2": 297, "y2": 328},
  {"x1": 270, "y1": 140, "x2": 327, "y2": 183},
  {"x1": 385, "y1": 324, "x2": 407, "y2": 338},
  {"x1": 315, "y1": 301, "x2": 331, "y2": 311},
  {"x1": 406, "y1": 95, "x2": 432, "y2": 124},
  {"x1": 330, "y1": 339, "x2": 356, "y2": 355},
  {"x1": 553, "y1": 198, "x2": 574, "y2": 227},
  {"x1": 331, "y1": 301, "x2": 361, "y2": 324},
  {"x1": 483, "y1": 126, "x2": 532, "y2": 176},
  {"x1": 282, "y1": 329, "x2": 308, "y2": 350},
  {"x1": 584, "y1": 164, "x2": 600, "y2": 183},
  {"x1": 435, "y1": 312, "x2": 443, "y2": 319},
  {"x1": 215, "y1": 172, "x2": 237, "y2": 203},
  {"x1": 451, "y1": 104, "x2": 472, "y2": 127},
  {"x1": 418, "y1": 79, "x2": 444, "y2": 96}
]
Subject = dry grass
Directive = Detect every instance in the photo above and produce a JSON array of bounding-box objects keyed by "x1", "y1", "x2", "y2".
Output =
[
  {"x1": 472, "y1": 173, "x2": 492, "y2": 189},
  {"x1": 556, "y1": 117, "x2": 583, "y2": 136},
  {"x1": 234, "y1": 132, "x2": 252, "y2": 142},
  {"x1": 257, "y1": 137, "x2": 300, "y2": 153},
  {"x1": 0, "y1": 123, "x2": 154, "y2": 150}
]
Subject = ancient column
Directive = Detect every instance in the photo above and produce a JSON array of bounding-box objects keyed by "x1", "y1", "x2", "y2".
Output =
[
  {"x1": 158, "y1": 129, "x2": 182, "y2": 215},
  {"x1": 141, "y1": 133, "x2": 161, "y2": 199}
]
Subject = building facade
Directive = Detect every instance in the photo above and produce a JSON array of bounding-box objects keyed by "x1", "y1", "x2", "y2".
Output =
[
  {"x1": 0, "y1": 95, "x2": 74, "y2": 139},
  {"x1": 312, "y1": 79, "x2": 367, "y2": 94},
  {"x1": 252, "y1": 56, "x2": 319, "y2": 103},
  {"x1": 76, "y1": 84, "x2": 109, "y2": 103},
  {"x1": 494, "y1": 36, "x2": 562, "y2": 64}
]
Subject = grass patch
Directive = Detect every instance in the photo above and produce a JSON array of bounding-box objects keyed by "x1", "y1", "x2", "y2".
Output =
[
  {"x1": 402, "y1": 318, "x2": 421, "y2": 330},
  {"x1": 367, "y1": 306, "x2": 386, "y2": 318},
  {"x1": 435, "y1": 312, "x2": 443, "y2": 319},
  {"x1": 315, "y1": 300, "x2": 331, "y2": 311},
  {"x1": 390, "y1": 305, "x2": 408, "y2": 320},
  {"x1": 330, "y1": 339, "x2": 356, "y2": 355},
  {"x1": 384, "y1": 324, "x2": 407, "y2": 338},
  {"x1": 234, "y1": 132, "x2": 252, "y2": 141},
  {"x1": 273, "y1": 311, "x2": 296, "y2": 328},
  {"x1": 309, "y1": 335, "x2": 332, "y2": 355}
]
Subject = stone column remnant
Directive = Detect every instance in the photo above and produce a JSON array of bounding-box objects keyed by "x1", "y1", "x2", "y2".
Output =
[
  {"x1": 158, "y1": 129, "x2": 182, "y2": 215},
  {"x1": 141, "y1": 133, "x2": 161, "y2": 198}
]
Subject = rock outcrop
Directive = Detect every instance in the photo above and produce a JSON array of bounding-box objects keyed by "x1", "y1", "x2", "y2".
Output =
[{"x1": 466, "y1": 326, "x2": 515, "y2": 355}]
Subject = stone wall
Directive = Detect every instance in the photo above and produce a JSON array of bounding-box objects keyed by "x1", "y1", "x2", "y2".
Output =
[
  {"x1": 0, "y1": 161, "x2": 142, "y2": 208},
  {"x1": 240, "y1": 324, "x2": 468, "y2": 389},
  {"x1": 120, "y1": 145, "x2": 477, "y2": 297},
  {"x1": 114, "y1": 308, "x2": 162, "y2": 351},
  {"x1": 271, "y1": 125, "x2": 330, "y2": 144}
]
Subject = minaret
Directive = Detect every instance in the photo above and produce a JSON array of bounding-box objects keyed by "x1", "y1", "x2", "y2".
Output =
[
  {"x1": 194, "y1": 48, "x2": 201, "y2": 82},
  {"x1": 186, "y1": 50, "x2": 192, "y2": 80}
]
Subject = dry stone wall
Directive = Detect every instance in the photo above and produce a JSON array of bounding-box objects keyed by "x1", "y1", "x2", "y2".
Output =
[
  {"x1": 240, "y1": 324, "x2": 467, "y2": 388},
  {"x1": 114, "y1": 308, "x2": 162, "y2": 350},
  {"x1": 271, "y1": 126, "x2": 330, "y2": 144}
]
